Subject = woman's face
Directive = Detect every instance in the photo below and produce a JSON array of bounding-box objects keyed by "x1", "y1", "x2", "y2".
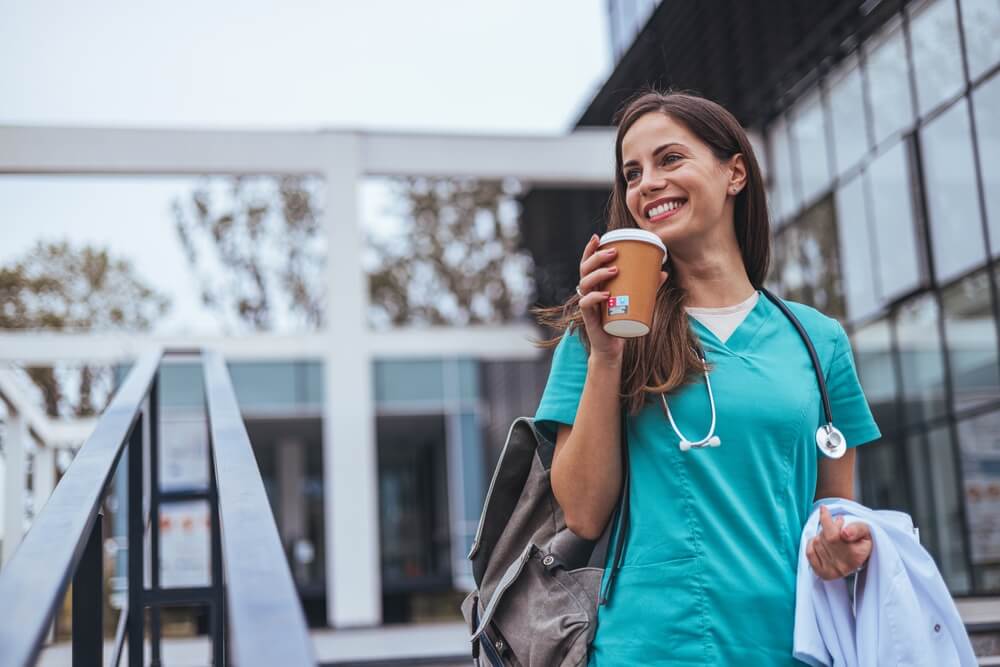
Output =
[{"x1": 620, "y1": 112, "x2": 743, "y2": 250}]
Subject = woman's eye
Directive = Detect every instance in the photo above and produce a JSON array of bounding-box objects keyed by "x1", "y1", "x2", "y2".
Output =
[
  {"x1": 624, "y1": 169, "x2": 640, "y2": 181},
  {"x1": 663, "y1": 153, "x2": 682, "y2": 165}
]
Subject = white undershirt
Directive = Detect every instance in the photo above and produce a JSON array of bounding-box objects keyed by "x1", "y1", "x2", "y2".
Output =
[{"x1": 684, "y1": 291, "x2": 760, "y2": 344}]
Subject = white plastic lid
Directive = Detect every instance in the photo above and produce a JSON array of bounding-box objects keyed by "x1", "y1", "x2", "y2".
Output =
[{"x1": 598, "y1": 229, "x2": 668, "y2": 264}]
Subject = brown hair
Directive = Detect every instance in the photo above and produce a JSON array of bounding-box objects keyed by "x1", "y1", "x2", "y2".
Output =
[{"x1": 532, "y1": 90, "x2": 771, "y2": 416}]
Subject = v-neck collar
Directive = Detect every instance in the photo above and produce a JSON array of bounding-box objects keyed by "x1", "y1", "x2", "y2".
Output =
[{"x1": 687, "y1": 290, "x2": 774, "y2": 356}]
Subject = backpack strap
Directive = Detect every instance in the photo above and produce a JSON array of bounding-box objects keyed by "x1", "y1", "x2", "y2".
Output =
[{"x1": 599, "y1": 407, "x2": 630, "y2": 605}]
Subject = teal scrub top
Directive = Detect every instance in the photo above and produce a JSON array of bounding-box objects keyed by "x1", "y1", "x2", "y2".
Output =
[{"x1": 534, "y1": 294, "x2": 881, "y2": 666}]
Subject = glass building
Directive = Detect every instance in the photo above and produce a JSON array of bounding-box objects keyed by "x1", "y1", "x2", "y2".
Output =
[
  {"x1": 120, "y1": 354, "x2": 549, "y2": 626},
  {"x1": 523, "y1": 0, "x2": 1000, "y2": 613}
]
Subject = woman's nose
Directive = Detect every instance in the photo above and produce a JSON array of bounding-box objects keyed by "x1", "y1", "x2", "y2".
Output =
[{"x1": 639, "y1": 172, "x2": 667, "y2": 196}]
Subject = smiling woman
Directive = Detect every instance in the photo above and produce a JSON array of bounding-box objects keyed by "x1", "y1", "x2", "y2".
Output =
[
  {"x1": 536, "y1": 91, "x2": 771, "y2": 414},
  {"x1": 530, "y1": 91, "x2": 881, "y2": 666}
]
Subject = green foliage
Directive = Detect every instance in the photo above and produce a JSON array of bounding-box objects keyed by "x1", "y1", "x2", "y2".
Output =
[
  {"x1": 0, "y1": 241, "x2": 170, "y2": 416},
  {"x1": 366, "y1": 177, "x2": 534, "y2": 328},
  {"x1": 172, "y1": 175, "x2": 324, "y2": 332},
  {"x1": 0, "y1": 241, "x2": 169, "y2": 331}
]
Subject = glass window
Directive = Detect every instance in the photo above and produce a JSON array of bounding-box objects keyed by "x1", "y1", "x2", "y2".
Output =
[
  {"x1": 228, "y1": 362, "x2": 299, "y2": 411},
  {"x1": 836, "y1": 173, "x2": 882, "y2": 321},
  {"x1": 956, "y1": 410, "x2": 1000, "y2": 592},
  {"x1": 158, "y1": 362, "x2": 205, "y2": 412},
  {"x1": 790, "y1": 90, "x2": 833, "y2": 206},
  {"x1": 828, "y1": 55, "x2": 871, "y2": 176},
  {"x1": 303, "y1": 361, "x2": 323, "y2": 405},
  {"x1": 907, "y1": 426, "x2": 972, "y2": 592},
  {"x1": 457, "y1": 359, "x2": 480, "y2": 401},
  {"x1": 897, "y1": 294, "x2": 948, "y2": 426},
  {"x1": 853, "y1": 318, "x2": 900, "y2": 434},
  {"x1": 451, "y1": 411, "x2": 485, "y2": 590},
  {"x1": 748, "y1": 129, "x2": 768, "y2": 182},
  {"x1": 867, "y1": 140, "x2": 924, "y2": 299},
  {"x1": 858, "y1": 438, "x2": 910, "y2": 510},
  {"x1": 375, "y1": 359, "x2": 444, "y2": 405},
  {"x1": 767, "y1": 116, "x2": 799, "y2": 221},
  {"x1": 865, "y1": 19, "x2": 916, "y2": 145},
  {"x1": 920, "y1": 98, "x2": 988, "y2": 282},
  {"x1": 972, "y1": 72, "x2": 1000, "y2": 257},
  {"x1": 376, "y1": 414, "x2": 451, "y2": 594},
  {"x1": 960, "y1": 0, "x2": 1000, "y2": 81},
  {"x1": 942, "y1": 268, "x2": 1000, "y2": 412},
  {"x1": 771, "y1": 196, "x2": 846, "y2": 319},
  {"x1": 909, "y1": 0, "x2": 967, "y2": 117}
]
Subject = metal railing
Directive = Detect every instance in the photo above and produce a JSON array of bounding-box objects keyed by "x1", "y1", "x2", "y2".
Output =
[{"x1": 0, "y1": 349, "x2": 316, "y2": 667}]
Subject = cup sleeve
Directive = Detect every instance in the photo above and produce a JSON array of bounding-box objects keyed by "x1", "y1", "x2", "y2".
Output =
[
  {"x1": 534, "y1": 327, "x2": 590, "y2": 443},
  {"x1": 826, "y1": 322, "x2": 882, "y2": 449}
]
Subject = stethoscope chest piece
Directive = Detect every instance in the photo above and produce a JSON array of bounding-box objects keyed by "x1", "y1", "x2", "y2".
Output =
[{"x1": 816, "y1": 424, "x2": 847, "y2": 459}]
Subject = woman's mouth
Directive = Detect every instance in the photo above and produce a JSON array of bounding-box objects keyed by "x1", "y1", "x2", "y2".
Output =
[{"x1": 645, "y1": 199, "x2": 687, "y2": 223}]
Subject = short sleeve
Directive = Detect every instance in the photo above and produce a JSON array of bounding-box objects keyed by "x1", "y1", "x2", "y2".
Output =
[
  {"x1": 826, "y1": 322, "x2": 881, "y2": 448},
  {"x1": 534, "y1": 327, "x2": 589, "y2": 442}
]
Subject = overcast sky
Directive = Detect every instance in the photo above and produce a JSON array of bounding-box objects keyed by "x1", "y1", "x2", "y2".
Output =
[
  {"x1": 0, "y1": 1, "x2": 611, "y2": 334},
  {"x1": 1, "y1": 0, "x2": 609, "y2": 133}
]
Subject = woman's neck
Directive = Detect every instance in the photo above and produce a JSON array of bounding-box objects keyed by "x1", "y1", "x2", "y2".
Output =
[{"x1": 670, "y1": 237, "x2": 755, "y2": 308}]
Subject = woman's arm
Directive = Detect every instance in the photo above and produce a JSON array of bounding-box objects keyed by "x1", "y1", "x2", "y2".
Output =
[
  {"x1": 813, "y1": 448, "x2": 856, "y2": 501},
  {"x1": 808, "y1": 449, "x2": 872, "y2": 580},
  {"x1": 550, "y1": 355, "x2": 624, "y2": 541}
]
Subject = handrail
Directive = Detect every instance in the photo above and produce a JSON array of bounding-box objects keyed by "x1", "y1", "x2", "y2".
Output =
[
  {"x1": 0, "y1": 349, "x2": 163, "y2": 667},
  {"x1": 0, "y1": 347, "x2": 318, "y2": 667},
  {"x1": 203, "y1": 350, "x2": 317, "y2": 666}
]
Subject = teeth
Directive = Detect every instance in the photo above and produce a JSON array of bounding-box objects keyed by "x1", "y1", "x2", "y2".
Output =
[{"x1": 647, "y1": 200, "x2": 685, "y2": 218}]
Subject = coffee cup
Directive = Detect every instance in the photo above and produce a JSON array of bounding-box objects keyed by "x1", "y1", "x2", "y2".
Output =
[{"x1": 598, "y1": 229, "x2": 668, "y2": 338}]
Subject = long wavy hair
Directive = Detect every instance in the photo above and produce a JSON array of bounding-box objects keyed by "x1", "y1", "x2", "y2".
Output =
[{"x1": 532, "y1": 90, "x2": 771, "y2": 416}]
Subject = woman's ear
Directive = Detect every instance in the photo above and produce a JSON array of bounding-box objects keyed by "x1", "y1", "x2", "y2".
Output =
[{"x1": 728, "y1": 154, "x2": 748, "y2": 195}]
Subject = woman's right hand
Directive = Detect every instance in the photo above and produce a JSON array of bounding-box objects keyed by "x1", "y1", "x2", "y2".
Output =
[
  {"x1": 577, "y1": 234, "x2": 668, "y2": 364},
  {"x1": 577, "y1": 234, "x2": 624, "y2": 363}
]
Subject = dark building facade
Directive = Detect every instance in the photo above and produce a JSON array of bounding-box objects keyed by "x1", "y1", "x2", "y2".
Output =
[{"x1": 522, "y1": 0, "x2": 1000, "y2": 600}]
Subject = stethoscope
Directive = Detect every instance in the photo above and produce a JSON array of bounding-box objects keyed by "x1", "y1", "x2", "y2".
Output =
[{"x1": 660, "y1": 288, "x2": 848, "y2": 459}]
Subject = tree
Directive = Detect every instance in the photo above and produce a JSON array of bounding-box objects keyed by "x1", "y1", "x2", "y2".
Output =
[
  {"x1": 0, "y1": 241, "x2": 170, "y2": 417},
  {"x1": 172, "y1": 175, "x2": 325, "y2": 332},
  {"x1": 172, "y1": 174, "x2": 534, "y2": 331},
  {"x1": 366, "y1": 177, "x2": 534, "y2": 328}
]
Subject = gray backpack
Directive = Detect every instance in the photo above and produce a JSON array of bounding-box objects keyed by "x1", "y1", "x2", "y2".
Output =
[{"x1": 460, "y1": 413, "x2": 630, "y2": 666}]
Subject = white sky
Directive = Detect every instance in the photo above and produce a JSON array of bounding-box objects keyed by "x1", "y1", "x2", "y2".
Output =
[
  {"x1": 1, "y1": 1, "x2": 609, "y2": 133},
  {"x1": 0, "y1": 0, "x2": 611, "y2": 334}
]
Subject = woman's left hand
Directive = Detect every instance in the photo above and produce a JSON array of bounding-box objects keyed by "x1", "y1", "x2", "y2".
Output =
[{"x1": 806, "y1": 505, "x2": 872, "y2": 580}]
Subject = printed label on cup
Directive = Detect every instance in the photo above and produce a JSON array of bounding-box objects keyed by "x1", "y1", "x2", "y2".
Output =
[{"x1": 608, "y1": 295, "x2": 629, "y2": 316}]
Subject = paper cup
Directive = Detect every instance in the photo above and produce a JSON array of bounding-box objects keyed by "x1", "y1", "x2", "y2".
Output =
[{"x1": 598, "y1": 229, "x2": 668, "y2": 338}]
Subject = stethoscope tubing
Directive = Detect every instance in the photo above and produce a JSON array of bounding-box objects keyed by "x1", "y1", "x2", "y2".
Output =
[{"x1": 659, "y1": 288, "x2": 846, "y2": 458}]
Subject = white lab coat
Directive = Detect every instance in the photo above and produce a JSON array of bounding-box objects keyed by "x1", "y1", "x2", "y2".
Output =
[{"x1": 793, "y1": 497, "x2": 977, "y2": 667}]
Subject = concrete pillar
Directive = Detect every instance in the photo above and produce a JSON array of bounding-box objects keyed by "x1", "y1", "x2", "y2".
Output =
[
  {"x1": 2, "y1": 410, "x2": 27, "y2": 567},
  {"x1": 322, "y1": 132, "x2": 381, "y2": 627},
  {"x1": 32, "y1": 446, "x2": 56, "y2": 517}
]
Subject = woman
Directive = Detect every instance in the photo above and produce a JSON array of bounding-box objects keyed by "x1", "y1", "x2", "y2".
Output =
[{"x1": 532, "y1": 91, "x2": 880, "y2": 665}]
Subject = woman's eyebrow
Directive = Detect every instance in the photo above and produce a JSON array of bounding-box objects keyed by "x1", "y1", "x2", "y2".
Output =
[{"x1": 622, "y1": 142, "x2": 686, "y2": 169}]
